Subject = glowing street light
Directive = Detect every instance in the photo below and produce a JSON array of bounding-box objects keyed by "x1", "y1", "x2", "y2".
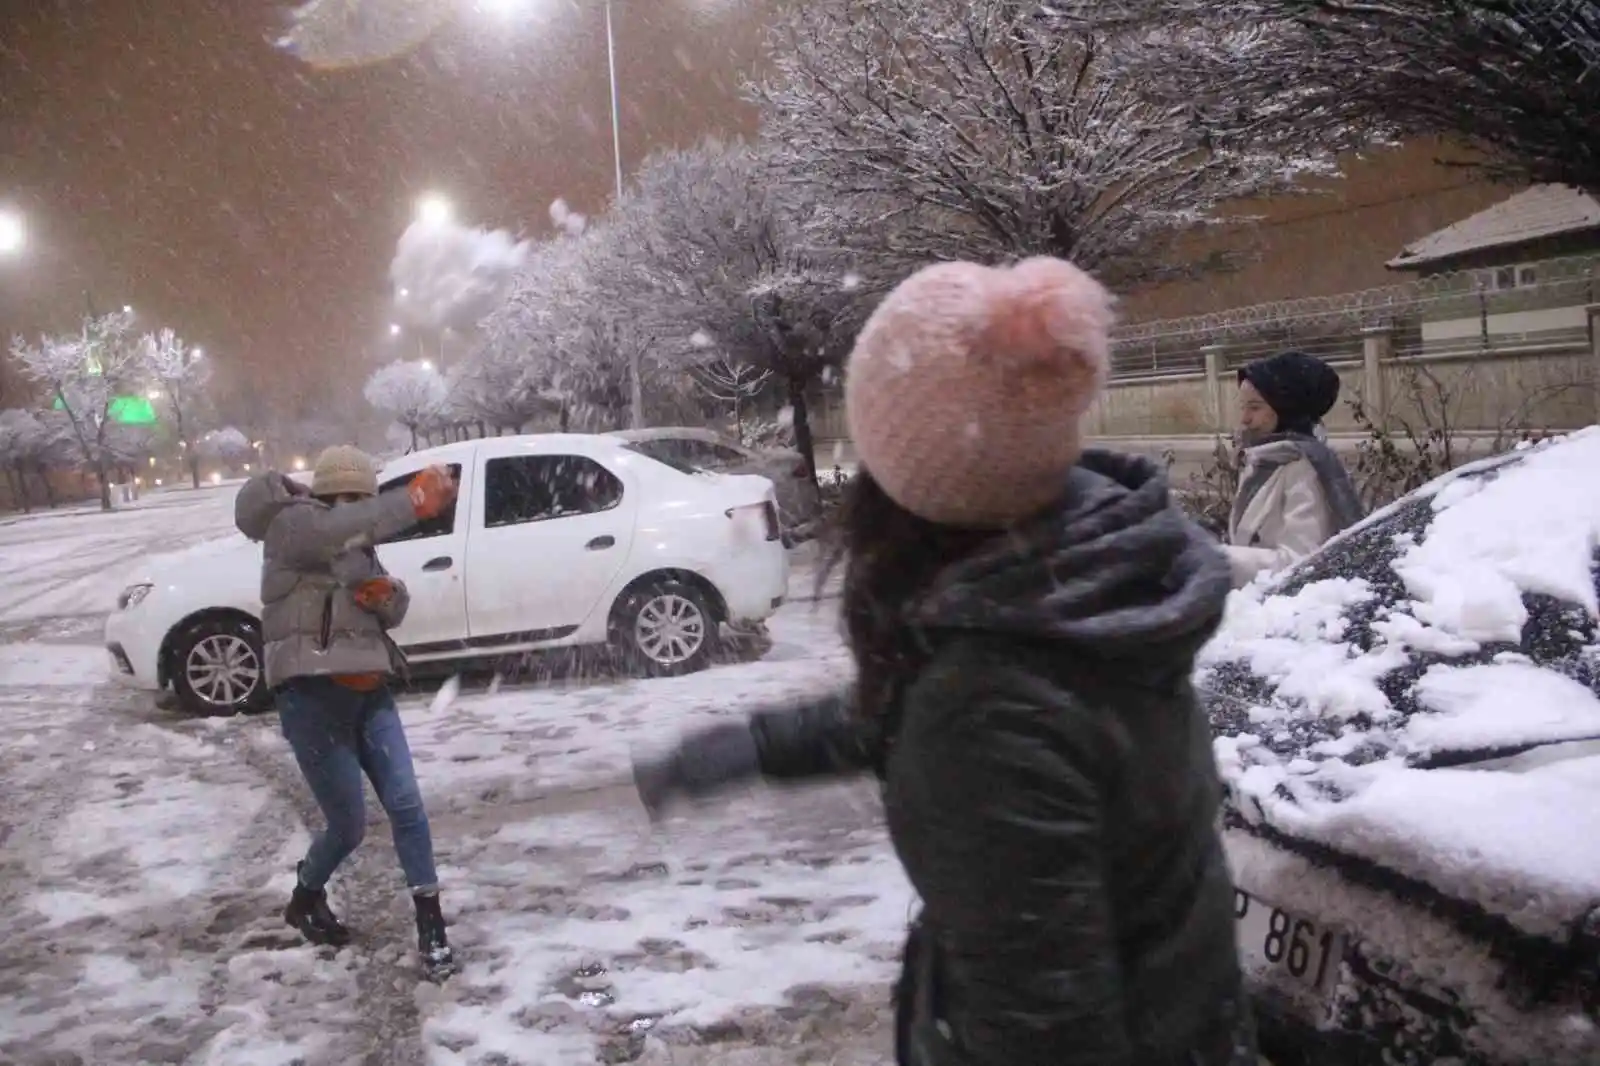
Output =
[
  {"x1": 122, "y1": 304, "x2": 133, "y2": 314},
  {"x1": 416, "y1": 193, "x2": 453, "y2": 226},
  {"x1": 420, "y1": 359, "x2": 435, "y2": 371},
  {"x1": 389, "y1": 322, "x2": 403, "y2": 337},
  {"x1": 191, "y1": 346, "x2": 204, "y2": 359},
  {"x1": 0, "y1": 208, "x2": 25, "y2": 257}
]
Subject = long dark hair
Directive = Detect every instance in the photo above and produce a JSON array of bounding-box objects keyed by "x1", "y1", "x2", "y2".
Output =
[{"x1": 821, "y1": 469, "x2": 995, "y2": 742}]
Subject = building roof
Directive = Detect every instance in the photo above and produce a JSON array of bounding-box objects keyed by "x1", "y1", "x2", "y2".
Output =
[{"x1": 1387, "y1": 184, "x2": 1600, "y2": 270}]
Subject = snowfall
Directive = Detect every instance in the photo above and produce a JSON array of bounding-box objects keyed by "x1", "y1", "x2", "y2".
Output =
[
  {"x1": 4, "y1": 431, "x2": 1600, "y2": 1065},
  {"x1": 0, "y1": 487, "x2": 903, "y2": 1065}
]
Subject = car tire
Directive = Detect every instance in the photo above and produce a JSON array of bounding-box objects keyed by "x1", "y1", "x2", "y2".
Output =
[
  {"x1": 170, "y1": 616, "x2": 270, "y2": 716},
  {"x1": 611, "y1": 579, "x2": 717, "y2": 678}
]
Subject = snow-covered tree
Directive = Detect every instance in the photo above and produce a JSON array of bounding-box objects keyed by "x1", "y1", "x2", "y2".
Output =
[
  {"x1": 196, "y1": 426, "x2": 254, "y2": 470},
  {"x1": 693, "y1": 355, "x2": 773, "y2": 440},
  {"x1": 140, "y1": 327, "x2": 212, "y2": 488},
  {"x1": 618, "y1": 139, "x2": 866, "y2": 480},
  {"x1": 364, "y1": 359, "x2": 447, "y2": 451},
  {"x1": 751, "y1": 0, "x2": 1341, "y2": 285},
  {"x1": 456, "y1": 315, "x2": 559, "y2": 435},
  {"x1": 1057, "y1": 0, "x2": 1600, "y2": 195},
  {"x1": 481, "y1": 227, "x2": 672, "y2": 433},
  {"x1": 0, "y1": 408, "x2": 70, "y2": 511},
  {"x1": 390, "y1": 213, "x2": 531, "y2": 356},
  {"x1": 10, "y1": 309, "x2": 144, "y2": 510}
]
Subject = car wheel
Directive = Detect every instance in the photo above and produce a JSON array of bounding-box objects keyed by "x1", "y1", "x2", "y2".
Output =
[
  {"x1": 612, "y1": 580, "x2": 717, "y2": 677},
  {"x1": 171, "y1": 617, "x2": 269, "y2": 716}
]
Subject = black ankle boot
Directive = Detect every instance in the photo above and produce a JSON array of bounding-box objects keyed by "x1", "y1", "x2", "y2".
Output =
[
  {"x1": 413, "y1": 891, "x2": 457, "y2": 982},
  {"x1": 284, "y1": 864, "x2": 352, "y2": 947}
]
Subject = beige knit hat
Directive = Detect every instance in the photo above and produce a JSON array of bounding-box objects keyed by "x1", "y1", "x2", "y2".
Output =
[
  {"x1": 844, "y1": 257, "x2": 1114, "y2": 529},
  {"x1": 310, "y1": 445, "x2": 378, "y2": 498}
]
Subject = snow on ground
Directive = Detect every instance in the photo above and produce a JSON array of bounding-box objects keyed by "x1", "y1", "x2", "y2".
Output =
[
  {"x1": 0, "y1": 498, "x2": 902, "y2": 1065},
  {"x1": 0, "y1": 485, "x2": 241, "y2": 625}
]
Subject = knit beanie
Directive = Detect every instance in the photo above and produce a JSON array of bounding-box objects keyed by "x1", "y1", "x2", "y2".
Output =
[
  {"x1": 1237, "y1": 351, "x2": 1342, "y2": 436},
  {"x1": 311, "y1": 445, "x2": 379, "y2": 498},
  {"x1": 844, "y1": 257, "x2": 1115, "y2": 529}
]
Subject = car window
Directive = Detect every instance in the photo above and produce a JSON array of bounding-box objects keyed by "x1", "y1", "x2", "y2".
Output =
[
  {"x1": 377, "y1": 462, "x2": 461, "y2": 543},
  {"x1": 693, "y1": 442, "x2": 750, "y2": 465},
  {"x1": 619, "y1": 439, "x2": 700, "y2": 476},
  {"x1": 483, "y1": 455, "x2": 623, "y2": 528}
]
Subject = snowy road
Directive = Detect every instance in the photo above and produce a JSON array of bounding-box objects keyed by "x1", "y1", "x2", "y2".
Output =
[{"x1": 0, "y1": 489, "x2": 907, "y2": 1066}]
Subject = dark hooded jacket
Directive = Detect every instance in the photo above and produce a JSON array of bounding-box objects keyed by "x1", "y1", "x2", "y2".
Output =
[{"x1": 640, "y1": 452, "x2": 1253, "y2": 1066}]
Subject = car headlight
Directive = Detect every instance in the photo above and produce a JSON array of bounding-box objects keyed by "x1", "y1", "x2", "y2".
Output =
[{"x1": 117, "y1": 583, "x2": 154, "y2": 610}]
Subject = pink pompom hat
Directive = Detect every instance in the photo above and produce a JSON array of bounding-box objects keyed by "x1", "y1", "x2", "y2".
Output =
[{"x1": 844, "y1": 256, "x2": 1116, "y2": 529}]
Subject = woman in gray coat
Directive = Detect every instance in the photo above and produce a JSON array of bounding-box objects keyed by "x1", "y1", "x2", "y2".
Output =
[{"x1": 233, "y1": 446, "x2": 458, "y2": 980}]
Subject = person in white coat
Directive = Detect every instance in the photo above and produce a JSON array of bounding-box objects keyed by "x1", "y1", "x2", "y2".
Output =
[{"x1": 1227, "y1": 351, "x2": 1364, "y2": 587}]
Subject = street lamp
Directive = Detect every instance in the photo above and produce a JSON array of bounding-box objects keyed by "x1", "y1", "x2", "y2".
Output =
[
  {"x1": 416, "y1": 193, "x2": 453, "y2": 226},
  {"x1": 0, "y1": 208, "x2": 25, "y2": 257},
  {"x1": 191, "y1": 346, "x2": 204, "y2": 359},
  {"x1": 389, "y1": 322, "x2": 403, "y2": 337}
]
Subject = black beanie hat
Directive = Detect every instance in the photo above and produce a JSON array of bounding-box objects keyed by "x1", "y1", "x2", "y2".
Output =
[{"x1": 1237, "y1": 350, "x2": 1342, "y2": 436}]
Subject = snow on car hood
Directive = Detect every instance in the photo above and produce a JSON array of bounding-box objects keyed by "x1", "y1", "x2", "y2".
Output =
[
  {"x1": 1199, "y1": 427, "x2": 1600, "y2": 938},
  {"x1": 133, "y1": 532, "x2": 260, "y2": 589}
]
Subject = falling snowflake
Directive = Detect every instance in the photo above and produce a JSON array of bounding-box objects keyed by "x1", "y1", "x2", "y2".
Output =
[
  {"x1": 840, "y1": 272, "x2": 863, "y2": 292},
  {"x1": 777, "y1": 405, "x2": 795, "y2": 429},
  {"x1": 689, "y1": 330, "x2": 713, "y2": 349}
]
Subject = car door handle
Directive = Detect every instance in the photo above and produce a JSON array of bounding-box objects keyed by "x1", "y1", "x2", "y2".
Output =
[
  {"x1": 586, "y1": 536, "x2": 615, "y2": 551},
  {"x1": 422, "y1": 556, "x2": 453, "y2": 572}
]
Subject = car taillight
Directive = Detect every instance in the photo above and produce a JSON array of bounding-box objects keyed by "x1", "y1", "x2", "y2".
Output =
[{"x1": 726, "y1": 501, "x2": 782, "y2": 541}]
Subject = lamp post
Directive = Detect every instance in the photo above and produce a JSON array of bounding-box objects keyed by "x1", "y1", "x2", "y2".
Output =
[
  {"x1": 0, "y1": 208, "x2": 24, "y2": 258},
  {"x1": 603, "y1": 0, "x2": 624, "y2": 203}
]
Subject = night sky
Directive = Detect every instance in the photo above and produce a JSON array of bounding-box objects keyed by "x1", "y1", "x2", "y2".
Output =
[{"x1": 0, "y1": 0, "x2": 766, "y2": 429}]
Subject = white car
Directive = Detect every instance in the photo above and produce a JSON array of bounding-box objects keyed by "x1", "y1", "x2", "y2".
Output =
[
  {"x1": 608, "y1": 427, "x2": 822, "y2": 537},
  {"x1": 1198, "y1": 428, "x2": 1600, "y2": 1065},
  {"x1": 105, "y1": 433, "x2": 790, "y2": 715}
]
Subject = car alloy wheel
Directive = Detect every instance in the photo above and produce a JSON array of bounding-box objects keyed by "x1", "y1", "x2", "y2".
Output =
[
  {"x1": 633, "y1": 592, "x2": 707, "y2": 667},
  {"x1": 185, "y1": 632, "x2": 262, "y2": 709}
]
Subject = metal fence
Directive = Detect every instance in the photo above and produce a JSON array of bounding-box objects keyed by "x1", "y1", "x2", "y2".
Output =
[{"x1": 1109, "y1": 253, "x2": 1600, "y2": 378}]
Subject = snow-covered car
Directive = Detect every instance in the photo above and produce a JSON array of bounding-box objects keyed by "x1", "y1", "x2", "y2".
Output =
[
  {"x1": 608, "y1": 427, "x2": 821, "y2": 537},
  {"x1": 1198, "y1": 428, "x2": 1600, "y2": 1065},
  {"x1": 105, "y1": 433, "x2": 790, "y2": 715}
]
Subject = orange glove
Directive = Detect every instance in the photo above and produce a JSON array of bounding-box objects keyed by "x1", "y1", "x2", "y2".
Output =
[
  {"x1": 407, "y1": 465, "x2": 457, "y2": 520},
  {"x1": 354, "y1": 577, "x2": 397, "y2": 610}
]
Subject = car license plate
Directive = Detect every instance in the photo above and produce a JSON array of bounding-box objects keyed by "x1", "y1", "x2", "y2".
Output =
[{"x1": 1234, "y1": 889, "x2": 1345, "y2": 995}]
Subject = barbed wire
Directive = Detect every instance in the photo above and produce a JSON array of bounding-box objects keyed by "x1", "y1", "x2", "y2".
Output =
[{"x1": 1112, "y1": 252, "x2": 1600, "y2": 345}]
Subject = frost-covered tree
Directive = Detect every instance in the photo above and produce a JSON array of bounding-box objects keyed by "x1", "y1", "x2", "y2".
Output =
[
  {"x1": 10, "y1": 309, "x2": 144, "y2": 510},
  {"x1": 482, "y1": 226, "x2": 674, "y2": 433},
  {"x1": 390, "y1": 213, "x2": 531, "y2": 368},
  {"x1": 457, "y1": 313, "x2": 559, "y2": 435},
  {"x1": 752, "y1": 0, "x2": 1340, "y2": 285},
  {"x1": 140, "y1": 328, "x2": 212, "y2": 488},
  {"x1": 693, "y1": 354, "x2": 773, "y2": 440},
  {"x1": 0, "y1": 408, "x2": 69, "y2": 511},
  {"x1": 619, "y1": 139, "x2": 866, "y2": 480},
  {"x1": 364, "y1": 359, "x2": 447, "y2": 451},
  {"x1": 197, "y1": 426, "x2": 255, "y2": 470},
  {"x1": 1063, "y1": 0, "x2": 1600, "y2": 195}
]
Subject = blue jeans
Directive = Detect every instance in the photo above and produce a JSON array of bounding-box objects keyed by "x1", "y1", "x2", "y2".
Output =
[{"x1": 277, "y1": 677, "x2": 438, "y2": 894}]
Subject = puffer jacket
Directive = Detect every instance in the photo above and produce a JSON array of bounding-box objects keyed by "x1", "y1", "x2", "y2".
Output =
[
  {"x1": 646, "y1": 451, "x2": 1255, "y2": 1066},
  {"x1": 1225, "y1": 439, "x2": 1336, "y2": 587},
  {"x1": 234, "y1": 473, "x2": 420, "y2": 688}
]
